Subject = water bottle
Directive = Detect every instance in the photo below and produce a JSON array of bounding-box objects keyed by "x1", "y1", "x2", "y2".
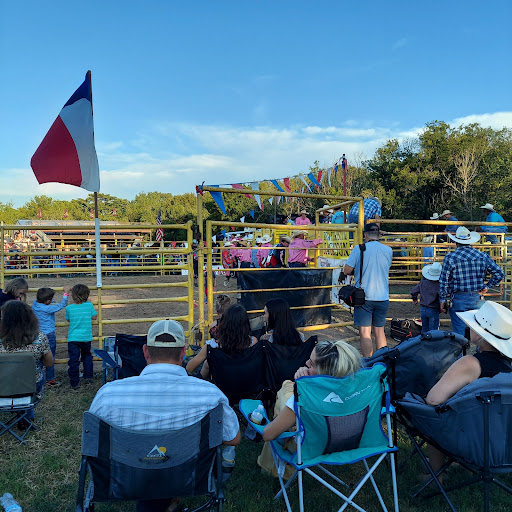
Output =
[
  {"x1": 251, "y1": 404, "x2": 265, "y2": 425},
  {"x1": 0, "y1": 493, "x2": 22, "y2": 512},
  {"x1": 221, "y1": 445, "x2": 236, "y2": 473}
]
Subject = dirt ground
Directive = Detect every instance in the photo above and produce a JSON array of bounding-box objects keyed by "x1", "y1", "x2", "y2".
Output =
[{"x1": 21, "y1": 273, "x2": 433, "y2": 368}]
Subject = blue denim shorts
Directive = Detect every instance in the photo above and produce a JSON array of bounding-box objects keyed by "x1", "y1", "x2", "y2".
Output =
[{"x1": 354, "y1": 300, "x2": 389, "y2": 327}]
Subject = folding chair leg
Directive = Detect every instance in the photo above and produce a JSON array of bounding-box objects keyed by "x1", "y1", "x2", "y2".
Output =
[
  {"x1": 298, "y1": 470, "x2": 304, "y2": 512},
  {"x1": 316, "y1": 464, "x2": 349, "y2": 488},
  {"x1": 363, "y1": 459, "x2": 387, "y2": 512},
  {"x1": 274, "y1": 469, "x2": 298, "y2": 501},
  {"x1": 271, "y1": 449, "x2": 294, "y2": 512},
  {"x1": 389, "y1": 453, "x2": 399, "y2": 512}
]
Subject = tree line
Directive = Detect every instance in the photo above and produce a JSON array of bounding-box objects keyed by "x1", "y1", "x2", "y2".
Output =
[{"x1": 1, "y1": 120, "x2": 511, "y2": 239}]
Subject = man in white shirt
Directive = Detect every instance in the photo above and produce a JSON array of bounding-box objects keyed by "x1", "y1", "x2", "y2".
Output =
[
  {"x1": 89, "y1": 319, "x2": 240, "y2": 512},
  {"x1": 343, "y1": 223, "x2": 393, "y2": 357}
]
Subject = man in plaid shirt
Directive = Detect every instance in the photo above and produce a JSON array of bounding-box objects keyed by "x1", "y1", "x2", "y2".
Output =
[
  {"x1": 348, "y1": 197, "x2": 381, "y2": 225},
  {"x1": 439, "y1": 227, "x2": 504, "y2": 336}
]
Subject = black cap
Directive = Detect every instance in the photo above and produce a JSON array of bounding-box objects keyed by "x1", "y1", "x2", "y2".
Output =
[{"x1": 364, "y1": 222, "x2": 380, "y2": 233}]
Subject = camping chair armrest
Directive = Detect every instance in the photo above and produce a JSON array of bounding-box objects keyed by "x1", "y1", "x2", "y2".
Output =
[
  {"x1": 381, "y1": 404, "x2": 395, "y2": 415},
  {"x1": 239, "y1": 399, "x2": 298, "y2": 440},
  {"x1": 93, "y1": 349, "x2": 121, "y2": 369}
]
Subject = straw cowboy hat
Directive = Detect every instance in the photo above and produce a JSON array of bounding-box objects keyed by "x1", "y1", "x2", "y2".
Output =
[
  {"x1": 457, "y1": 301, "x2": 512, "y2": 358},
  {"x1": 280, "y1": 235, "x2": 292, "y2": 243},
  {"x1": 440, "y1": 210, "x2": 453, "y2": 217},
  {"x1": 448, "y1": 226, "x2": 481, "y2": 245},
  {"x1": 299, "y1": 209, "x2": 308, "y2": 215},
  {"x1": 430, "y1": 213, "x2": 439, "y2": 220},
  {"x1": 480, "y1": 203, "x2": 495, "y2": 211},
  {"x1": 422, "y1": 262, "x2": 442, "y2": 281},
  {"x1": 223, "y1": 241, "x2": 234, "y2": 247},
  {"x1": 260, "y1": 234, "x2": 272, "y2": 244},
  {"x1": 291, "y1": 230, "x2": 308, "y2": 239},
  {"x1": 322, "y1": 204, "x2": 334, "y2": 213}
]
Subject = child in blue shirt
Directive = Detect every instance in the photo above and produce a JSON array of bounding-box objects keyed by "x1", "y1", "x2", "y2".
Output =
[
  {"x1": 66, "y1": 284, "x2": 97, "y2": 389},
  {"x1": 32, "y1": 286, "x2": 70, "y2": 386}
]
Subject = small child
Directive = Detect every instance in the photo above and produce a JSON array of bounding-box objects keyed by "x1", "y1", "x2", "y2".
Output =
[
  {"x1": 66, "y1": 284, "x2": 97, "y2": 389},
  {"x1": 32, "y1": 286, "x2": 70, "y2": 386},
  {"x1": 410, "y1": 262, "x2": 442, "y2": 333}
]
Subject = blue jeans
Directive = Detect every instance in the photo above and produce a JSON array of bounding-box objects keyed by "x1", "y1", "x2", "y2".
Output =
[
  {"x1": 484, "y1": 234, "x2": 499, "y2": 244},
  {"x1": 45, "y1": 332, "x2": 57, "y2": 381},
  {"x1": 449, "y1": 292, "x2": 479, "y2": 336},
  {"x1": 68, "y1": 342, "x2": 93, "y2": 387},
  {"x1": 420, "y1": 306, "x2": 439, "y2": 333}
]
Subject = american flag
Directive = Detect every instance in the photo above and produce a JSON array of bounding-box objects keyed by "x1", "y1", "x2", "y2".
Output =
[{"x1": 155, "y1": 208, "x2": 164, "y2": 242}]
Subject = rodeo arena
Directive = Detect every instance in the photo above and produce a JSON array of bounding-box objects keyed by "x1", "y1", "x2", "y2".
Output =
[{"x1": 2, "y1": 74, "x2": 512, "y2": 512}]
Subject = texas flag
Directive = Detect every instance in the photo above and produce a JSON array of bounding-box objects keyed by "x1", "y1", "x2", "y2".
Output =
[{"x1": 30, "y1": 71, "x2": 100, "y2": 192}]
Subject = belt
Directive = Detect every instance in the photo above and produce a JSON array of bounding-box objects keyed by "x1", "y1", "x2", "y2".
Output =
[{"x1": 452, "y1": 291, "x2": 479, "y2": 295}]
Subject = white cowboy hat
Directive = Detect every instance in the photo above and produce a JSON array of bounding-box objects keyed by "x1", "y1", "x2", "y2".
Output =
[
  {"x1": 255, "y1": 237, "x2": 262, "y2": 244},
  {"x1": 447, "y1": 226, "x2": 481, "y2": 245},
  {"x1": 260, "y1": 234, "x2": 272, "y2": 244},
  {"x1": 422, "y1": 235, "x2": 434, "y2": 243},
  {"x1": 280, "y1": 236, "x2": 292, "y2": 243},
  {"x1": 322, "y1": 204, "x2": 334, "y2": 213},
  {"x1": 300, "y1": 209, "x2": 308, "y2": 215},
  {"x1": 430, "y1": 213, "x2": 439, "y2": 220},
  {"x1": 441, "y1": 209, "x2": 453, "y2": 216},
  {"x1": 223, "y1": 241, "x2": 234, "y2": 247},
  {"x1": 457, "y1": 301, "x2": 512, "y2": 359},
  {"x1": 291, "y1": 229, "x2": 308, "y2": 239},
  {"x1": 480, "y1": 203, "x2": 495, "y2": 211},
  {"x1": 422, "y1": 262, "x2": 442, "y2": 281}
]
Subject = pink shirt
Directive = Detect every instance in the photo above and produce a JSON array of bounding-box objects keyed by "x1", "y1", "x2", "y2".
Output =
[
  {"x1": 288, "y1": 239, "x2": 322, "y2": 263},
  {"x1": 256, "y1": 243, "x2": 272, "y2": 267},
  {"x1": 295, "y1": 216, "x2": 312, "y2": 226},
  {"x1": 237, "y1": 247, "x2": 252, "y2": 263}
]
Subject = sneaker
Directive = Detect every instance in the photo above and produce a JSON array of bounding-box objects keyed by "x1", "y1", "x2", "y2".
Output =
[
  {"x1": 71, "y1": 383, "x2": 81, "y2": 391},
  {"x1": 46, "y1": 380, "x2": 62, "y2": 388},
  {"x1": 83, "y1": 378, "x2": 94, "y2": 385}
]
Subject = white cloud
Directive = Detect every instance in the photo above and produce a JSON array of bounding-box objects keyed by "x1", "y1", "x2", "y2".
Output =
[{"x1": 2, "y1": 112, "x2": 510, "y2": 206}]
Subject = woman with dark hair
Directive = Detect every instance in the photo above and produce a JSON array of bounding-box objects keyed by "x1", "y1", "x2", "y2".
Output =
[
  {"x1": 0, "y1": 277, "x2": 29, "y2": 318},
  {"x1": 261, "y1": 298, "x2": 305, "y2": 346},
  {"x1": 191, "y1": 304, "x2": 258, "y2": 379},
  {"x1": 0, "y1": 301, "x2": 53, "y2": 397}
]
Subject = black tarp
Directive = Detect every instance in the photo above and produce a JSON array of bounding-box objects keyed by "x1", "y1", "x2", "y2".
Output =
[{"x1": 238, "y1": 269, "x2": 332, "y2": 327}]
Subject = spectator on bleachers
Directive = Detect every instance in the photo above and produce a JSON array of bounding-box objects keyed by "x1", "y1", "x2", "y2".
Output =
[{"x1": 260, "y1": 298, "x2": 305, "y2": 345}]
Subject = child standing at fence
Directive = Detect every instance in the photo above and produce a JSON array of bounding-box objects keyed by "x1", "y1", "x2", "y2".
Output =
[
  {"x1": 66, "y1": 284, "x2": 97, "y2": 389},
  {"x1": 32, "y1": 286, "x2": 70, "y2": 387},
  {"x1": 410, "y1": 262, "x2": 442, "y2": 333}
]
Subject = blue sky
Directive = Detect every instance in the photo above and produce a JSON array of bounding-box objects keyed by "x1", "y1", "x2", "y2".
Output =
[{"x1": 1, "y1": 0, "x2": 511, "y2": 206}]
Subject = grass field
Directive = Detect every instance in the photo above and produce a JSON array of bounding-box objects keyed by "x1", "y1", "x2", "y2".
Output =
[{"x1": 1, "y1": 373, "x2": 511, "y2": 512}]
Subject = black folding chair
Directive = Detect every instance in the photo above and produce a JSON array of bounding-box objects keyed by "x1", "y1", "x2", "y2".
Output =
[
  {"x1": 397, "y1": 373, "x2": 512, "y2": 512},
  {"x1": 93, "y1": 334, "x2": 147, "y2": 383},
  {"x1": 0, "y1": 352, "x2": 40, "y2": 444},
  {"x1": 76, "y1": 405, "x2": 226, "y2": 512},
  {"x1": 262, "y1": 335, "x2": 317, "y2": 393},
  {"x1": 207, "y1": 342, "x2": 267, "y2": 405}
]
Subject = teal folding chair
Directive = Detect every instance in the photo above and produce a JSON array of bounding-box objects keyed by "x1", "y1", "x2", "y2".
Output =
[{"x1": 240, "y1": 363, "x2": 398, "y2": 512}]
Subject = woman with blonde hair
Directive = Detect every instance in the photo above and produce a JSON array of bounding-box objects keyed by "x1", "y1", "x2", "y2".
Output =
[
  {"x1": 258, "y1": 340, "x2": 361, "y2": 476},
  {"x1": 0, "y1": 277, "x2": 29, "y2": 318}
]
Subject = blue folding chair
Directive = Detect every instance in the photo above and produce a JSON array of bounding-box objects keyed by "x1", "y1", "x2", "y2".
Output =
[{"x1": 240, "y1": 363, "x2": 398, "y2": 512}]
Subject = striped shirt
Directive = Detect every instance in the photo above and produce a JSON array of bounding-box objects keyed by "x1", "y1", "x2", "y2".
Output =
[
  {"x1": 65, "y1": 302, "x2": 97, "y2": 342},
  {"x1": 89, "y1": 364, "x2": 239, "y2": 440},
  {"x1": 439, "y1": 245, "x2": 504, "y2": 302}
]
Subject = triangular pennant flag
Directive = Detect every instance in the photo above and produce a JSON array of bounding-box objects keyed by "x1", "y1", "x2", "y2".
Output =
[
  {"x1": 307, "y1": 172, "x2": 321, "y2": 188},
  {"x1": 209, "y1": 187, "x2": 226, "y2": 215},
  {"x1": 270, "y1": 179, "x2": 285, "y2": 193},
  {"x1": 221, "y1": 229, "x2": 226, "y2": 237},
  {"x1": 283, "y1": 177, "x2": 290, "y2": 193},
  {"x1": 300, "y1": 175, "x2": 312, "y2": 192},
  {"x1": 334, "y1": 163, "x2": 339, "y2": 180},
  {"x1": 269, "y1": 197, "x2": 273, "y2": 205},
  {"x1": 250, "y1": 182, "x2": 264, "y2": 210},
  {"x1": 240, "y1": 216, "x2": 245, "y2": 223},
  {"x1": 232, "y1": 183, "x2": 252, "y2": 199},
  {"x1": 249, "y1": 210, "x2": 255, "y2": 218},
  {"x1": 317, "y1": 170, "x2": 323, "y2": 185},
  {"x1": 328, "y1": 167, "x2": 332, "y2": 187}
]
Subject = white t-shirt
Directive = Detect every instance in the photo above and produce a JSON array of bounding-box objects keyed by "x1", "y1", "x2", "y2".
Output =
[{"x1": 346, "y1": 241, "x2": 392, "y2": 301}]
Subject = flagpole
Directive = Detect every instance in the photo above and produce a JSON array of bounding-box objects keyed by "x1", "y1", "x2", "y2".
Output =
[{"x1": 88, "y1": 70, "x2": 103, "y2": 288}]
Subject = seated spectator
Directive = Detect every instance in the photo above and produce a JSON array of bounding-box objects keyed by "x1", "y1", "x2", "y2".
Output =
[
  {"x1": 209, "y1": 294, "x2": 231, "y2": 340},
  {"x1": 260, "y1": 298, "x2": 305, "y2": 345},
  {"x1": 0, "y1": 301, "x2": 53, "y2": 424},
  {"x1": 189, "y1": 304, "x2": 258, "y2": 379},
  {"x1": 258, "y1": 340, "x2": 361, "y2": 477},
  {"x1": 89, "y1": 319, "x2": 240, "y2": 512},
  {"x1": 425, "y1": 301, "x2": 512, "y2": 481}
]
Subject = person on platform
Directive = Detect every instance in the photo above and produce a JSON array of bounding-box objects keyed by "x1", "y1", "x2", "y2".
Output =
[
  {"x1": 283, "y1": 215, "x2": 295, "y2": 226},
  {"x1": 256, "y1": 234, "x2": 273, "y2": 267},
  {"x1": 440, "y1": 209, "x2": 458, "y2": 233},
  {"x1": 476, "y1": 203, "x2": 508, "y2": 244},
  {"x1": 295, "y1": 210, "x2": 312, "y2": 226},
  {"x1": 343, "y1": 223, "x2": 392, "y2": 357},
  {"x1": 288, "y1": 230, "x2": 323, "y2": 268},
  {"x1": 439, "y1": 226, "x2": 504, "y2": 336},
  {"x1": 320, "y1": 205, "x2": 333, "y2": 223},
  {"x1": 347, "y1": 197, "x2": 381, "y2": 225},
  {"x1": 90, "y1": 319, "x2": 240, "y2": 512},
  {"x1": 264, "y1": 235, "x2": 291, "y2": 268},
  {"x1": 331, "y1": 206, "x2": 346, "y2": 224}
]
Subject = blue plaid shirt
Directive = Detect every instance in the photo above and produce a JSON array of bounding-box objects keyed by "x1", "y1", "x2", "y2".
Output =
[
  {"x1": 348, "y1": 198, "x2": 381, "y2": 223},
  {"x1": 439, "y1": 245, "x2": 504, "y2": 302}
]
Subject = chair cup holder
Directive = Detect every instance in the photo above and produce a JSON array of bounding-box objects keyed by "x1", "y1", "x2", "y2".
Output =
[{"x1": 250, "y1": 415, "x2": 268, "y2": 426}]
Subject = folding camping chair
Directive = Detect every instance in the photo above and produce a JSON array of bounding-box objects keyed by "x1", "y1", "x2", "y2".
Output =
[
  {"x1": 93, "y1": 334, "x2": 147, "y2": 383},
  {"x1": 76, "y1": 405, "x2": 226, "y2": 512},
  {"x1": 397, "y1": 373, "x2": 512, "y2": 512},
  {"x1": 207, "y1": 342, "x2": 267, "y2": 405},
  {"x1": 240, "y1": 363, "x2": 399, "y2": 512},
  {"x1": 262, "y1": 336, "x2": 317, "y2": 393},
  {"x1": 0, "y1": 352, "x2": 40, "y2": 444}
]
